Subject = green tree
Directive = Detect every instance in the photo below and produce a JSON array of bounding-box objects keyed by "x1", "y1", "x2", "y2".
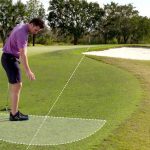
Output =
[
  {"x1": 102, "y1": 2, "x2": 138, "y2": 44},
  {"x1": 47, "y1": 0, "x2": 104, "y2": 45},
  {"x1": 0, "y1": 0, "x2": 12, "y2": 44},
  {"x1": 101, "y1": 2, "x2": 119, "y2": 44},
  {"x1": 118, "y1": 4, "x2": 138, "y2": 43},
  {"x1": 26, "y1": 0, "x2": 46, "y2": 46},
  {"x1": 0, "y1": 0, "x2": 26, "y2": 45},
  {"x1": 13, "y1": 0, "x2": 27, "y2": 24},
  {"x1": 86, "y1": 2, "x2": 104, "y2": 44},
  {"x1": 38, "y1": 3, "x2": 46, "y2": 20},
  {"x1": 26, "y1": 0, "x2": 46, "y2": 20},
  {"x1": 26, "y1": 0, "x2": 39, "y2": 20},
  {"x1": 130, "y1": 16, "x2": 150, "y2": 43}
]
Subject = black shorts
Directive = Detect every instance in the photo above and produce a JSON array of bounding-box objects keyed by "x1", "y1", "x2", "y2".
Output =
[{"x1": 1, "y1": 53, "x2": 21, "y2": 84}]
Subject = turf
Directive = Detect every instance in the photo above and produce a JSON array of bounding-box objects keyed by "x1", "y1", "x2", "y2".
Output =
[
  {"x1": 88, "y1": 55, "x2": 150, "y2": 150},
  {"x1": 0, "y1": 45, "x2": 143, "y2": 150},
  {"x1": 0, "y1": 113, "x2": 105, "y2": 146}
]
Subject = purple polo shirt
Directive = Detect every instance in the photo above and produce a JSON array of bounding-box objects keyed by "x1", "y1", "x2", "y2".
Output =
[{"x1": 3, "y1": 23, "x2": 29, "y2": 58}]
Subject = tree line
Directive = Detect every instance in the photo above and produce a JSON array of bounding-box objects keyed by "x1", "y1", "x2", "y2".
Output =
[{"x1": 0, "y1": 0, "x2": 150, "y2": 45}]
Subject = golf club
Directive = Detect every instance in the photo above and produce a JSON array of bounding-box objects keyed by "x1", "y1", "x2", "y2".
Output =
[{"x1": 5, "y1": 83, "x2": 10, "y2": 112}]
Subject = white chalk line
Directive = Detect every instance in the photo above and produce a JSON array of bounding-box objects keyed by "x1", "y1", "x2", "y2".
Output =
[
  {"x1": 0, "y1": 113, "x2": 106, "y2": 146},
  {"x1": 25, "y1": 48, "x2": 89, "y2": 149},
  {"x1": 0, "y1": 112, "x2": 106, "y2": 121}
]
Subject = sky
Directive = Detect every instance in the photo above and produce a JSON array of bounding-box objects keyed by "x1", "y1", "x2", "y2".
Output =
[{"x1": 13, "y1": 0, "x2": 150, "y2": 18}]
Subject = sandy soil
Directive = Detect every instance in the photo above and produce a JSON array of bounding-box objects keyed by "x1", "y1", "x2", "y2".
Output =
[{"x1": 83, "y1": 47, "x2": 150, "y2": 60}]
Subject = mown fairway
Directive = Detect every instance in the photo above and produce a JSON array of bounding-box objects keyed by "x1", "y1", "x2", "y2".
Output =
[{"x1": 0, "y1": 45, "x2": 143, "y2": 150}]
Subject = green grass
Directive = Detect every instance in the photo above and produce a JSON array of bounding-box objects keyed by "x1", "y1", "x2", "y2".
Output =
[
  {"x1": 0, "y1": 45, "x2": 145, "y2": 150},
  {"x1": 87, "y1": 55, "x2": 150, "y2": 150}
]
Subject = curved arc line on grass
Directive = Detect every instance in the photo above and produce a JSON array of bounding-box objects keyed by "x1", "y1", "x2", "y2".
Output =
[{"x1": 0, "y1": 113, "x2": 106, "y2": 146}]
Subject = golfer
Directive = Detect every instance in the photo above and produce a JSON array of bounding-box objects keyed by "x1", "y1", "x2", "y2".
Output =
[{"x1": 1, "y1": 18, "x2": 44, "y2": 121}]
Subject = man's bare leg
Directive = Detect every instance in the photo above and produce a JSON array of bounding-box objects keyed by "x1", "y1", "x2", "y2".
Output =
[
  {"x1": 9, "y1": 82, "x2": 22, "y2": 115},
  {"x1": 9, "y1": 82, "x2": 28, "y2": 121}
]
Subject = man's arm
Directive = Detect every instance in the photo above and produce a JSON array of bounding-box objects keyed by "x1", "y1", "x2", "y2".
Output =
[{"x1": 20, "y1": 48, "x2": 35, "y2": 80}]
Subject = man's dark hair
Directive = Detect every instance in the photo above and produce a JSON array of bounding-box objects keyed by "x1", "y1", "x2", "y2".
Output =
[{"x1": 29, "y1": 18, "x2": 45, "y2": 29}]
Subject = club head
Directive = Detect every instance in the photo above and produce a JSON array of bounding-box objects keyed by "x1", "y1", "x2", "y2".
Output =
[{"x1": 0, "y1": 107, "x2": 11, "y2": 112}]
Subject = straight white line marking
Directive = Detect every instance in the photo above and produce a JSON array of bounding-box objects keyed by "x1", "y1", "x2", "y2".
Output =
[{"x1": 26, "y1": 48, "x2": 89, "y2": 150}]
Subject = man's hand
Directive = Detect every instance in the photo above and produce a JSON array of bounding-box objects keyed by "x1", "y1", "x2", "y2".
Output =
[
  {"x1": 20, "y1": 48, "x2": 35, "y2": 81},
  {"x1": 26, "y1": 70, "x2": 36, "y2": 80}
]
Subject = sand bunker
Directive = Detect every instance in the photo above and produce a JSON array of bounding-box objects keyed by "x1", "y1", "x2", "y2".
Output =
[{"x1": 83, "y1": 47, "x2": 150, "y2": 60}]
